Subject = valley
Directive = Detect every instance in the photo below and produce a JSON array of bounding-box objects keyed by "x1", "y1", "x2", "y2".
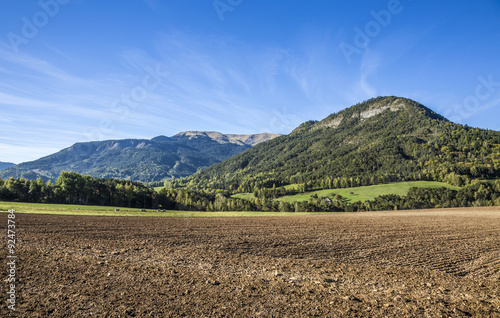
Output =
[
  {"x1": 3, "y1": 1, "x2": 499, "y2": 316},
  {"x1": 1, "y1": 97, "x2": 500, "y2": 213},
  {"x1": 1, "y1": 96, "x2": 500, "y2": 317}
]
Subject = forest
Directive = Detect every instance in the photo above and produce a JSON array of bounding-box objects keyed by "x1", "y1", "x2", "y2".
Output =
[
  {"x1": 2, "y1": 97, "x2": 500, "y2": 213},
  {"x1": 1, "y1": 171, "x2": 499, "y2": 213},
  {"x1": 177, "y1": 97, "x2": 500, "y2": 194}
]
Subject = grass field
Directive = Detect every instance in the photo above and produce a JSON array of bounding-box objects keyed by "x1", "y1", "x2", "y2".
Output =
[
  {"x1": 27, "y1": 181, "x2": 462, "y2": 217},
  {"x1": 275, "y1": 181, "x2": 461, "y2": 203},
  {"x1": 161, "y1": 181, "x2": 461, "y2": 204},
  {"x1": 231, "y1": 193, "x2": 255, "y2": 200},
  {"x1": 0, "y1": 201, "x2": 322, "y2": 217}
]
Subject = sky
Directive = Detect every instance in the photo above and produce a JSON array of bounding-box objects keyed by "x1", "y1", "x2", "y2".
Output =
[{"x1": 1, "y1": 0, "x2": 500, "y2": 164}]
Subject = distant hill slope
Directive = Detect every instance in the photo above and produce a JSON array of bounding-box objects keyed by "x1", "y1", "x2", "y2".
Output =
[
  {"x1": 174, "y1": 131, "x2": 279, "y2": 146},
  {"x1": 0, "y1": 162, "x2": 15, "y2": 171},
  {"x1": 0, "y1": 132, "x2": 280, "y2": 182},
  {"x1": 184, "y1": 96, "x2": 500, "y2": 192}
]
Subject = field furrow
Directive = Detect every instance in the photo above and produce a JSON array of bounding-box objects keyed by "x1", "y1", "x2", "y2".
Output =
[{"x1": 1, "y1": 207, "x2": 499, "y2": 317}]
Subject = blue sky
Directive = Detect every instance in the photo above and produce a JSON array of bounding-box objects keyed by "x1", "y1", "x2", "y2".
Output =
[{"x1": 1, "y1": 0, "x2": 500, "y2": 163}]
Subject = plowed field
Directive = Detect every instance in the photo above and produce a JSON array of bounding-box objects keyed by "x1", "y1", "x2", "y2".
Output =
[{"x1": 2, "y1": 207, "x2": 500, "y2": 317}]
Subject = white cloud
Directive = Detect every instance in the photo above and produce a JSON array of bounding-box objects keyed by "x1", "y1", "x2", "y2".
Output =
[
  {"x1": 0, "y1": 28, "x2": 427, "y2": 163},
  {"x1": 358, "y1": 50, "x2": 380, "y2": 98}
]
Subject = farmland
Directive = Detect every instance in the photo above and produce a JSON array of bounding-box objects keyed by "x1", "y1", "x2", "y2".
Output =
[
  {"x1": 279, "y1": 181, "x2": 461, "y2": 202},
  {"x1": 231, "y1": 181, "x2": 461, "y2": 203},
  {"x1": 0, "y1": 201, "x2": 318, "y2": 218},
  {"x1": 2, "y1": 207, "x2": 499, "y2": 317}
]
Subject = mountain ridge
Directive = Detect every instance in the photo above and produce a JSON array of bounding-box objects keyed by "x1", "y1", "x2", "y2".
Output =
[
  {"x1": 181, "y1": 96, "x2": 500, "y2": 192},
  {"x1": 0, "y1": 162, "x2": 15, "y2": 171},
  {"x1": 0, "y1": 132, "x2": 280, "y2": 182},
  {"x1": 173, "y1": 131, "x2": 280, "y2": 146}
]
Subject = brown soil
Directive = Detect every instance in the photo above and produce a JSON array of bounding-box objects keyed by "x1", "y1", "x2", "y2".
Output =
[{"x1": 2, "y1": 207, "x2": 500, "y2": 317}]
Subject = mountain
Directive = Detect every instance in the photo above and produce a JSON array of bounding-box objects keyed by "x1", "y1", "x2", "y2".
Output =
[
  {"x1": 0, "y1": 132, "x2": 280, "y2": 182},
  {"x1": 184, "y1": 96, "x2": 500, "y2": 192},
  {"x1": 0, "y1": 162, "x2": 15, "y2": 171},
  {"x1": 173, "y1": 131, "x2": 279, "y2": 146}
]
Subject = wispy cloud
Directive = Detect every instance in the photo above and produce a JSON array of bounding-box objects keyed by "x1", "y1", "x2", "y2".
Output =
[
  {"x1": 4, "y1": 19, "x2": 492, "y2": 164},
  {"x1": 0, "y1": 27, "x2": 396, "y2": 163},
  {"x1": 359, "y1": 50, "x2": 380, "y2": 97}
]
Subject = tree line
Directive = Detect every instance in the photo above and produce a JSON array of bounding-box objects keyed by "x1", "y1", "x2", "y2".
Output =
[
  {"x1": 0, "y1": 172, "x2": 156, "y2": 208},
  {"x1": 177, "y1": 97, "x2": 500, "y2": 195},
  {"x1": 1, "y1": 171, "x2": 499, "y2": 213}
]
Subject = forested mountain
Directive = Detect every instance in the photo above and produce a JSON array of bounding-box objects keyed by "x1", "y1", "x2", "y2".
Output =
[
  {"x1": 0, "y1": 132, "x2": 279, "y2": 182},
  {"x1": 0, "y1": 162, "x2": 15, "y2": 171},
  {"x1": 2, "y1": 96, "x2": 500, "y2": 212},
  {"x1": 180, "y1": 96, "x2": 500, "y2": 192}
]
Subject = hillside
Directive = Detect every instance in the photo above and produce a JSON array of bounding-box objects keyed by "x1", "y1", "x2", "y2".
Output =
[
  {"x1": 0, "y1": 162, "x2": 15, "y2": 171},
  {"x1": 174, "y1": 131, "x2": 279, "y2": 146},
  {"x1": 182, "y1": 96, "x2": 500, "y2": 192},
  {"x1": 1, "y1": 97, "x2": 499, "y2": 213},
  {"x1": 0, "y1": 132, "x2": 280, "y2": 182}
]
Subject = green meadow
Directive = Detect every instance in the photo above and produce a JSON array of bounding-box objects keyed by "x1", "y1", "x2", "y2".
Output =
[
  {"x1": 158, "y1": 181, "x2": 462, "y2": 204},
  {"x1": 231, "y1": 181, "x2": 461, "y2": 203},
  {"x1": 276, "y1": 181, "x2": 461, "y2": 203},
  {"x1": 0, "y1": 201, "x2": 321, "y2": 217}
]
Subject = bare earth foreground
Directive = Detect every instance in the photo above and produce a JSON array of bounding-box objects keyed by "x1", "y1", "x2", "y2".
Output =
[{"x1": 2, "y1": 207, "x2": 500, "y2": 317}]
